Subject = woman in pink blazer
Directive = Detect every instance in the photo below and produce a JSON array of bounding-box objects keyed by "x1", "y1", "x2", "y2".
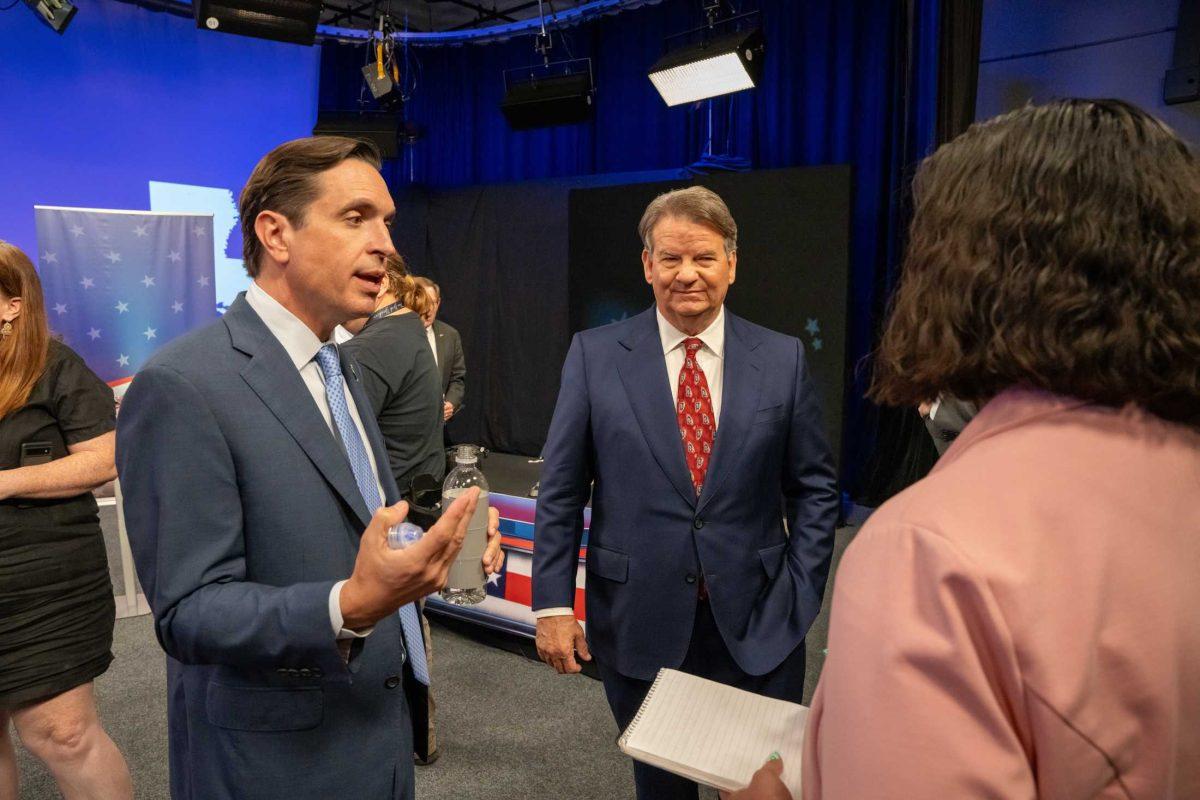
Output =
[{"x1": 732, "y1": 99, "x2": 1200, "y2": 799}]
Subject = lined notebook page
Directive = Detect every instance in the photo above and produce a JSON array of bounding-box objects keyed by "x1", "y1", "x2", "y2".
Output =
[{"x1": 618, "y1": 669, "x2": 809, "y2": 794}]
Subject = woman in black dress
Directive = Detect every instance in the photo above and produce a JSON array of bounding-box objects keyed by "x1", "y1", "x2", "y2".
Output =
[
  {"x1": 0, "y1": 242, "x2": 132, "y2": 799},
  {"x1": 341, "y1": 256, "x2": 447, "y2": 495}
]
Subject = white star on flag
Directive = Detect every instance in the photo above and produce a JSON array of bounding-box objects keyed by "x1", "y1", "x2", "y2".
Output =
[
  {"x1": 105, "y1": 251, "x2": 122, "y2": 264},
  {"x1": 42, "y1": 252, "x2": 58, "y2": 264},
  {"x1": 192, "y1": 224, "x2": 206, "y2": 237},
  {"x1": 805, "y1": 318, "x2": 820, "y2": 336},
  {"x1": 80, "y1": 277, "x2": 95, "y2": 289},
  {"x1": 486, "y1": 571, "x2": 502, "y2": 586},
  {"x1": 811, "y1": 337, "x2": 823, "y2": 351},
  {"x1": 133, "y1": 224, "x2": 149, "y2": 238},
  {"x1": 168, "y1": 251, "x2": 182, "y2": 263},
  {"x1": 197, "y1": 275, "x2": 210, "y2": 287},
  {"x1": 172, "y1": 301, "x2": 184, "y2": 313},
  {"x1": 143, "y1": 327, "x2": 157, "y2": 340},
  {"x1": 53, "y1": 303, "x2": 68, "y2": 315},
  {"x1": 115, "y1": 301, "x2": 129, "y2": 314},
  {"x1": 69, "y1": 225, "x2": 85, "y2": 237},
  {"x1": 141, "y1": 275, "x2": 156, "y2": 288},
  {"x1": 88, "y1": 328, "x2": 102, "y2": 340},
  {"x1": 117, "y1": 354, "x2": 130, "y2": 367}
]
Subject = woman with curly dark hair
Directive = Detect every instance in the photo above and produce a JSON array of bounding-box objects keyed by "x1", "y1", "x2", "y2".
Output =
[{"x1": 729, "y1": 100, "x2": 1200, "y2": 799}]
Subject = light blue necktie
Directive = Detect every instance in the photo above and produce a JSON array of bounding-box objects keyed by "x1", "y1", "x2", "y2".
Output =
[{"x1": 315, "y1": 344, "x2": 429, "y2": 685}]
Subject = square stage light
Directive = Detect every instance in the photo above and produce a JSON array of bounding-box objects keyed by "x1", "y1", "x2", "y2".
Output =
[{"x1": 649, "y1": 28, "x2": 765, "y2": 107}]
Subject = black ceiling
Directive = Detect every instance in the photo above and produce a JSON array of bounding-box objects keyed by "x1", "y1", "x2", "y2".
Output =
[{"x1": 319, "y1": 0, "x2": 587, "y2": 33}]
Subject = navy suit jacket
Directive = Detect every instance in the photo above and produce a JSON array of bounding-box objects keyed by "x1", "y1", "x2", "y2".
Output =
[
  {"x1": 116, "y1": 296, "x2": 413, "y2": 800},
  {"x1": 532, "y1": 307, "x2": 839, "y2": 681}
]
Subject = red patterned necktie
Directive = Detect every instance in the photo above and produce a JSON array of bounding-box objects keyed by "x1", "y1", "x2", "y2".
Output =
[{"x1": 676, "y1": 337, "x2": 715, "y2": 496}]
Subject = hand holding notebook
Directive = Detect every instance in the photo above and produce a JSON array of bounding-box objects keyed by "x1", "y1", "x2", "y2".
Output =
[{"x1": 617, "y1": 669, "x2": 809, "y2": 795}]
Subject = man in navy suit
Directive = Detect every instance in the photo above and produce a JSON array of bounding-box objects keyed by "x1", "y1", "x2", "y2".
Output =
[
  {"x1": 532, "y1": 186, "x2": 839, "y2": 800},
  {"x1": 116, "y1": 137, "x2": 499, "y2": 799}
]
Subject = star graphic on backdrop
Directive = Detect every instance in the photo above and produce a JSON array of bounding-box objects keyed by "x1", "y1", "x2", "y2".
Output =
[
  {"x1": 141, "y1": 275, "x2": 156, "y2": 288},
  {"x1": 115, "y1": 301, "x2": 129, "y2": 314},
  {"x1": 192, "y1": 224, "x2": 206, "y2": 237},
  {"x1": 79, "y1": 277, "x2": 95, "y2": 289},
  {"x1": 105, "y1": 251, "x2": 122, "y2": 264},
  {"x1": 805, "y1": 318, "x2": 820, "y2": 336},
  {"x1": 486, "y1": 571, "x2": 502, "y2": 586},
  {"x1": 608, "y1": 311, "x2": 629, "y2": 323},
  {"x1": 168, "y1": 251, "x2": 182, "y2": 263},
  {"x1": 143, "y1": 327, "x2": 157, "y2": 341},
  {"x1": 69, "y1": 225, "x2": 85, "y2": 238},
  {"x1": 87, "y1": 328, "x2": 102, "y2": 340},
  {"x1": 53, "y1": 303, "x2": 68, "y2": 315},
  {"x1": 171, "y1": 301, "x2": 184, "y2": 313},
  {"x1": 41, "y1": 252, "x2": 58, "y2": 264},
  {"x1": 811, "y1": 337, "x2": 823, "y2": 351},
  {"x1": 197, "y1": 275, "x2": 210, "y2": 287},
  {"x1": 117, "y1": 354, "x2": 130, "y2": 367},
  {"x1": 133, "y1": 224, "x2": 149, "y2": 238}
]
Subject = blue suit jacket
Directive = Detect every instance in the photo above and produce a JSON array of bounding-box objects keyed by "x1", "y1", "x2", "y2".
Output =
[
  {"x1": 532, "y1": 307, "x2": 839, "y2": 680},
  {"x1": 116, "y1": 296, "x2": 413, "y2": 800}
]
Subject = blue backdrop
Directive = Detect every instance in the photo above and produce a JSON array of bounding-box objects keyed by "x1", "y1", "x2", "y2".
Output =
[
  {"x1": 0, "y1": 0, "x2": 320, "y2": 312},
  {"x1": 321, "y1": 0, "x2": 942, "y2": 490}
]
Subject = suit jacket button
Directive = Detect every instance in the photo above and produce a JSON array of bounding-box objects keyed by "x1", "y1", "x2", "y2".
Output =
[
  {"x1": 693, "y1": 518, "x2": 704, "y2": 530},
  {"x1": 384, "y1": 675, "x2": 401, "y2": 689},
  {"x1": 685, "y1": 573, "x2": 697, "y2": 585}
]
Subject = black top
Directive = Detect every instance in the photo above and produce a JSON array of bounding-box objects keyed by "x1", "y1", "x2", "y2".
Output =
[
  {"x1": 340, "y1": 311, "x2": 445, "y2": 493},
  {"x1": 0, "y1": 339, "x2": 115, "y2": 508}
]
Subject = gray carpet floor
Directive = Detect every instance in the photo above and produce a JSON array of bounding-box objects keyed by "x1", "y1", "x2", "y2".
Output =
[{"x1": 10, "y1": 526, "x2": 858, "y2": 799}]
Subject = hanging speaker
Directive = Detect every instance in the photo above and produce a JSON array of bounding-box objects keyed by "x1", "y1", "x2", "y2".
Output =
[
  {"x1": 313, "y1": 111, "x2": 402, "y2": 159},
  {"x1": 501, "y1": 60, "x2": 595, "y2": 130},
  {"x1": 194, "y1": 0, "x2": 322, "y2": 46}
]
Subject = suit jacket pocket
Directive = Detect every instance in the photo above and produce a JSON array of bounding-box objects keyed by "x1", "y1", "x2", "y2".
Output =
[
  {"x1": 586, "y1": 544, "x2": 629, "y2": 583},
  {"x1": 758, "y1": 542, "x2": 787, "y2": 580},
  {"x1": 205, "y1": 683, "x2": 323, "y2": 732},
  {"x1": 755, "y1": 404, "x2": 786, "y2": 425}
]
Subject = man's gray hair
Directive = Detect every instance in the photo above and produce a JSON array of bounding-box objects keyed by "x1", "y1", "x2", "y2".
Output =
[{"x1": 638, "y1": 186, "x2": 738, "y2": 256}]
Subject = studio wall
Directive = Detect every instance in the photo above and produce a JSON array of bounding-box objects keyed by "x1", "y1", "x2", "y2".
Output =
[{"x1": 976, "y1": 0, "x2": 1200, "y2": 141}]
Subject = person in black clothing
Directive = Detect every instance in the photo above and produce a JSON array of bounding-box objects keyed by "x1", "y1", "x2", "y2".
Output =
[
  {"x1": 0, "y1": 242, "x2": 133, "y2": 799},
  {"x1": 340, "y1": 255, "x2": 446, "y2": 493}
]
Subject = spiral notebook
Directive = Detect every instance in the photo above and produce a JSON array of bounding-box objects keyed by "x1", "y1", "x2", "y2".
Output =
[{"x1": 617, "y1": 669, "x2": 809, "y2": 794}]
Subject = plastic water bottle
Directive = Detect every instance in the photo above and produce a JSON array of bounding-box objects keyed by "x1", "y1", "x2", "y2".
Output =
[
  {"x1": 387, "y1": 521, "x2": 424, "y2": 550},
  {"x1": 440, "y1": 444, "x2": 489, "y2": 605}
]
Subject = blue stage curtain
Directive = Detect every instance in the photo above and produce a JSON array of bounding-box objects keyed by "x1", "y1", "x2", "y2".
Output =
[{"x1": 319, "y1": 0, "x2": 947, "y2": 496}]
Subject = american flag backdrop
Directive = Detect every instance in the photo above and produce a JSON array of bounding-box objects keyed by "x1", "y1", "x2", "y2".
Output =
[{"x1": 34, "y1": 206, "x2": 219, "y2": 383}]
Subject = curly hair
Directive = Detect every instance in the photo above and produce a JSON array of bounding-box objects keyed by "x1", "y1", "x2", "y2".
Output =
[{"x1": 871, "y1": 99, "x2": 1200, "y2": 429}]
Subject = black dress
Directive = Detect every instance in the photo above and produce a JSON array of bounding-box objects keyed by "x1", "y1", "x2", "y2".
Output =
[
  {"x1": 340, "y1": 311, "x2": 445, "y2": 494},
  {"x1": 0, "y1": 340, "x2": 117, "y2": 709}
]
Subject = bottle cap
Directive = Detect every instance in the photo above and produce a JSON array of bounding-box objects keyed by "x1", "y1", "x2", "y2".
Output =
[{"x1": 454, "y1": 444, "x2": 479, "y2": 464}]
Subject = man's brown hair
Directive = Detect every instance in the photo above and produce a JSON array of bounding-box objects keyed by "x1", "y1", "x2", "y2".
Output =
[
  {"x1": 871, "y1": 99, "x2": 1200, "y2": 429},
  {"x1": 238, "y1": 136, "x2": 382, "y2": 278}
]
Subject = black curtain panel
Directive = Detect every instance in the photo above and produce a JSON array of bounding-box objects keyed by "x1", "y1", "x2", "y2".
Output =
[{"x1": 857, "y1": 0, "x2": 984, "y2": 507}]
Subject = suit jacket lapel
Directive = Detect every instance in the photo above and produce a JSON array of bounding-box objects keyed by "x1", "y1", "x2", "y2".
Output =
[
  {"x1": 697, "y1": 312, "x2": 763, "y2": 516},
  {"x1": 225, "y1": 297, "x2": 374, "y2": 528},
  {"x1": 615, "y1": 308, "x2": 697, "y2": 508}
]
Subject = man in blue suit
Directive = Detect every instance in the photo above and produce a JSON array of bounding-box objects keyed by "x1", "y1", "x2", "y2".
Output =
[
  {"x1": 532, "y1": 186, "x2": 839, "y2": 799},
  {"x1": 116, "y1": 137, "x2": 497, "y2": 799}
]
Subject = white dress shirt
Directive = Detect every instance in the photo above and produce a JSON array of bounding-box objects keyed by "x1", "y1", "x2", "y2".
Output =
[
  {"x1": 535, "y1": 306, "x2": 727, "y2": 620},
  {"x1": 245, "y1": 282, "x2": 383, "y2": 639},
  {"x1": 425, "y1": 323, "x2": 439, "y2": 367}
]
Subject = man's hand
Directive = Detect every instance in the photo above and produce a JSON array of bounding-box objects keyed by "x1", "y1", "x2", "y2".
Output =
[
  {"x1": 718, "y1": 756, "x2": 791, "y2": 800},
  {"x1": 482, "y1": 506, "x2": 504, "y2": 575},
  {"x1": 443, "y1": 401, "x2": 454, "y2": 421},
  {"x1": 535, "y1": 615, "x2": 591, "y2": 674},
  {"x1": 339, "y1": 489, "x2": 479, "y2": 630}
]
